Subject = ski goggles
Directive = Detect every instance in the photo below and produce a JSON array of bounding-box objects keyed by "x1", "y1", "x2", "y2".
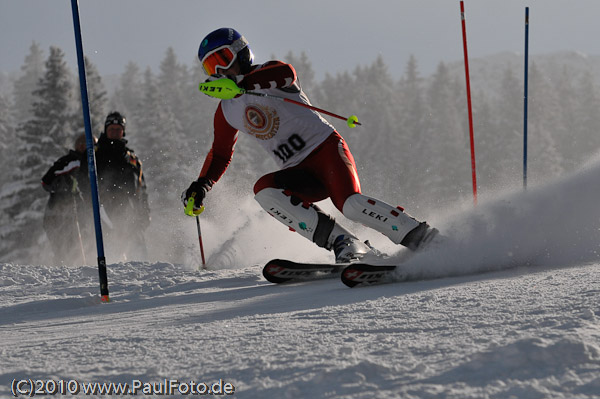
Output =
[
  {"x1": 201, "y1": 37, "x2": 249, "y2": 76},
  {"x1": 105, "y1": 116, "x2": 125, "y2": 128}
]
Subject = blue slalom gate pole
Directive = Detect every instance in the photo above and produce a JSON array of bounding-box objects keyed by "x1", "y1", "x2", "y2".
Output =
[
  {"x1": 70, "y1": 0, "x2": 109, "y2": 302},
  {"x1": 523, "y1": 7, "x2": 529, "y2": 189}
]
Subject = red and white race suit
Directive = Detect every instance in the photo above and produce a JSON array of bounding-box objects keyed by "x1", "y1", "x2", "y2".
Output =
[{"x1": 198, "y1": 60, "x2": 361, "y2": 211}]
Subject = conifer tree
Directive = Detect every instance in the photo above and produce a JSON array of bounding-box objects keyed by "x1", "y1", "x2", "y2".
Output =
[
  {"x1": 397, "y1": 55, "x2": 427, "y2": 202},
  {"x1": 109, "y1": 61, "x2": 143, "y2": 133},
  {"x1": 12, "y1": 42, "x2": 45, "y2": 122},
  {"x1": 284, "y1": 51, "x2": 317, "y2": 95},
  {"x1": 157, "y1": 47, "x2": 186, "y2": 131},
  {"x1": 134, "y1": 68, "x2": 171, "y2": 208},
  {"x1": 470, "y1": 90, "x2": 500, "y2": 191},
  {"x1": 574, "y1": 70, "x2": 600, "y2": 161},
  {"x1": 399, "y1": 55, "x2": 426, "y2": 145},
  {"x1": 421, "y1": 62, "x2": 468, "y2": 202},
  {"x1": 71, "y1": 56, "x2": 107, "y2": 136},
  {"x1": 491, "y1": 63, "x2": 524, "y2": 184},
  {"x1": 135, "y1": 65, "x2": 189, "y2": 264},
  {"x1": 153, "y1": 48, "x2": 187, "y2": 180},
  {"x1": 351, "y1": 56, "x2": 400, "y2": 193},
  {"x1": 0, "y1": 46, "x2": 73, "y2": 262},
  {"x1": 527, "y1": 61, "x2": 564, "y2": 181},
  {"x1": 0, "y1": 93, "x2": 14, "y2": 188}
]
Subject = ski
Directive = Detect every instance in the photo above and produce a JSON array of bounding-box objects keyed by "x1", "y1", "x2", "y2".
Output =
[
  {"x1": 263, "y1": 259, "x2": 346, "y2": 284},
  {"x1": 341, "y1": 264, "x2": 398, "y2": 287}
]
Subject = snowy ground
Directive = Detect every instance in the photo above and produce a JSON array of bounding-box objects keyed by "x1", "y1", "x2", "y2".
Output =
[{"x1": 2, "y1": 160, "x2": 600, "y2": 398}]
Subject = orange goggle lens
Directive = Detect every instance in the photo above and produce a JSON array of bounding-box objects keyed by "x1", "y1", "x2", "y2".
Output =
[{"x1": 202, "y1": 47, "x2": 235, "y2": 76}]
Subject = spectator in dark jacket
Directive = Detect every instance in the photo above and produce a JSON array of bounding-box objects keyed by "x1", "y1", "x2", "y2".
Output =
[
  {"x1": 96, "y1": 111, "x2": 150, "y2": 260},
  {"x1": 42, "y1": 134, "x2": 95, "y2": 265}
]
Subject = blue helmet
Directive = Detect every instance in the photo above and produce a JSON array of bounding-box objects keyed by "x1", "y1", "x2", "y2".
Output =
[{"x1": 198, "y1": 28, "x2": 254, "y2": 75}]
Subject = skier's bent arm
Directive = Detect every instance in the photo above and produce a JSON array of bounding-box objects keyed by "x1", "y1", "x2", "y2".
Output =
[
  {"x1": 198, "y1": 103, "x2": 238, "y2": 184},
  {"x1": 182, "y1": 103, "x2": 238, "y2": 214},
  {"x1": 238, "y1": 61, "x2": 297, "y2": 91}
]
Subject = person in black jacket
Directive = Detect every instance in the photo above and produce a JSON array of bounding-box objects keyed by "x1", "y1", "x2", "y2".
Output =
[
  {"x1": 42, "y1": 134, "x2": 95, "y2": 265},
  {"x1": 95, "y1": 111, "x2": 150, "y2": 260}
]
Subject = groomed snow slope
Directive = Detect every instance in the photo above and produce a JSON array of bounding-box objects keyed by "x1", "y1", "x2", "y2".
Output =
[{"x1": 2, "y1": 158, "x2": 600, "y2": 398}]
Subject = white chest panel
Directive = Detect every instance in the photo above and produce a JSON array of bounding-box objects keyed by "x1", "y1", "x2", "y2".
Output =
[{"x1": 220, "y1": 88, "x2": 335, "y2": 168}]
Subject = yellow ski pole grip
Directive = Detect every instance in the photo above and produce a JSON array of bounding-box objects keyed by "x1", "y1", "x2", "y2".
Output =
[
  {"x1": 184, "y1": 196, "x2": 205, "y2": 217},
  {"x1": 198, "y1": 78, "x2": 245, "y2": 100}
]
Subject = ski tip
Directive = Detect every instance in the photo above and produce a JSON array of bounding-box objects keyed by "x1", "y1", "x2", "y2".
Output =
[
  {"x1": 263, "y1": 259, "x2": 294, "y2": 284},
  {"x1": 341, "y1": 267, "x2": 362, "y2": 287}
]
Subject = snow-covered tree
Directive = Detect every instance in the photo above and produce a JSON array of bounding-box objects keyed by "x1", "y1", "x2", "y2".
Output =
[
  {"x1": 488, "y1": 63, "x2": 525, "y2": 185},
  {"x1": 108, "y1": 62, "x2": 143, "y2": 134},
  {"x1": 527, "y1": 62, "x2": 564, "y2": 182},
  {"x1": 284, "y1": 51, "x2": 317, "y2": 95},
  {"x1": 420, "y1": 62, "x2": 470, "y2": 202},
  {"x1": 574, "y1": 70, "x2": 600, "y2": 161},
  {"x1": 0, "y1": 93, "x2": 14, "y2": 188},
  {"x1": 157, "y1": 47, "x2": 187, "y2": 131},
  {"x1": 396, "y1": 55, "x2": 428, "y2": 203},
  {"x1": 399, "y1": 55, "x2": 426, "y2": 147},
  {"x1": 349, "y1": 56, "x2": 401, "y2": 195},
  {"x1": 12, "y1": 42, "x2": 45, "y2": 122},
  {"x1": 0, "y1": 46, "x2": 74, "y2": 263},
  {"x1": 134, "y1": 64, "x2": 193, "y2": 264},
  {"x1": 71, "y1": 56, "x2": 107, "y2": 136}
]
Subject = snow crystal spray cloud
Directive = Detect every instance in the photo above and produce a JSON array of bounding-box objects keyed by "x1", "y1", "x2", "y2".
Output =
[{"x1": 396, "y1": 156, "x2": 600, "y2": 280}]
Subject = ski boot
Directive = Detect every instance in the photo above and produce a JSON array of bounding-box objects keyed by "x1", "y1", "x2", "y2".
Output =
[
  {"x1": 332, "y1": 235, "x2": 373, "y2": 263},
  {"x1": 400, "y1": 222, "x2": 440, "y2": 251}
]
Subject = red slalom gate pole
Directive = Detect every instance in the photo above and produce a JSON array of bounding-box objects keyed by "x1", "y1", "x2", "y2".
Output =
[{"x1": 460, "y1": 0, "x2": 478, "y2": 205}]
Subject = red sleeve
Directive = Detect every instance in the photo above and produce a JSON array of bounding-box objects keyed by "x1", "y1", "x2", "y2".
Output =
[
  {"x1": 199, "y1": 103, "x2": 238, "y2": 183},
  {"x1": 239, "y1": 61, "x2": 297, "y2": 91}
]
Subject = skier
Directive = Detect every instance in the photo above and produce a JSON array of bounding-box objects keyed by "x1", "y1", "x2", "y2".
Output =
[
  {"x1": 96, "y1": 111, "x2": 150, "y2": 259},
  {"x1": 183, "y1": 28, "x2": 439, "y2": 263},
  {"x1": 42, "y1": 133, "x2": 95, "y2": 264}
]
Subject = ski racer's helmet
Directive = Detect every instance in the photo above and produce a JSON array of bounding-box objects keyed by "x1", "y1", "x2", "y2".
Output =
[
  {"x1": 104, "y1": 111, "x2": 126, "y2": 136},
  {"x1": 198, "y1": 28, "x2": 254, "y2": 75}
]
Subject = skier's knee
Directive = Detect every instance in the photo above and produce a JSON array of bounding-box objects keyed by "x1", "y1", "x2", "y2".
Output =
[{"x1": 253, "y1": 174, "x2": 277, "y2": 195}]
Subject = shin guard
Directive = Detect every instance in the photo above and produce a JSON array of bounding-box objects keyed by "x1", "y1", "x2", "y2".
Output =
[
  {"x1": 255, "y1": 188, "x2": 350, "y2": 249},
  {"x1": 342, "y1": 193, "x2": 420, "y2": 244}
]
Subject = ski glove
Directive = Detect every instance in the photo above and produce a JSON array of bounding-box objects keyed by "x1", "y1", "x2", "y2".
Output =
[{"x1": 181, "y1": 177, "x2": 213, "y2": 216}]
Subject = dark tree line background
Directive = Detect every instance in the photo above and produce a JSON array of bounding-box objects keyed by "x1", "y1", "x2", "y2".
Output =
[{"x1": 1, "y1": 42, "x2": 599, "y2": 264}]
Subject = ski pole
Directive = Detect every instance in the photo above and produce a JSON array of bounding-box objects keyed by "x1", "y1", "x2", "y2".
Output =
[
  {"x1": 185, "y1": 196, "x2": 207, "y2": 269},
  {"x1": 244, "y1": 91, "x2": 360, "y2": 127},
  {"x1": 195, "y1": 216, "x2": 207, "y2": 269},
  {"x1": 70, "y1": 176, "x2": 87, "y2": 264},
  {"x1": 199, "y1": 78, "x2": 361, "y2": 128},
  {"x1": 72, "y1": 194, "x2": 87, "y2": 265}
]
